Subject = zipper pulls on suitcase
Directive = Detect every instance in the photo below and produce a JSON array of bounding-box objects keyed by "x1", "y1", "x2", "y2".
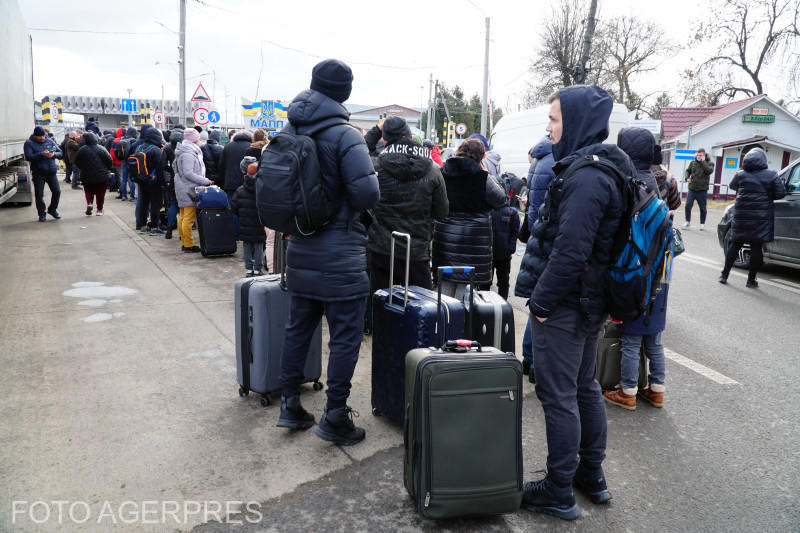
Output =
[{"x1": 424, "y1": 492, "x2": 430, "y2": 508}]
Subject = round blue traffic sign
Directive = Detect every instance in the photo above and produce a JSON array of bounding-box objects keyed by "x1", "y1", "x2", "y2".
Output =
[{"x1": 208, "y1": 110, "x2": 220, "y2": 123}]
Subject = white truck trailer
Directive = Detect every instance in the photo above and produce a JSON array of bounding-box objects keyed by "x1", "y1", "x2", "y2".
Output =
[{"x1": 0, "y1": 0, "x2": 35, "y2": 206}]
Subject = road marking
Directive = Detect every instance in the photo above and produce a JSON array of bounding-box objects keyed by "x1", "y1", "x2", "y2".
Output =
[
  {"x1": 679, "y1": 253, "x2": 800, "y2": 296},
  {"x1": 664, "y1": 349, "x2": 739, "y2": 385}
]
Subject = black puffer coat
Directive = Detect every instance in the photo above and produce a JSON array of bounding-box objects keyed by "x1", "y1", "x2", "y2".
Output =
[
  {"x1": 617, "y1": 127, "x2": 658, "y2": 193},
  {"x1": 219, "y1": 132, "x2": 253, "y2": 192},
  {"x1": 367, "y1": 140, "x2": 449, "y2": 261},
  {"x1": 515, "y1": 85, "x2": 631, "y2": 329},
  {"x1": 201, "y1": 131, "x2": 224, "y2": 183},
  {"x1": 433, "y1": 156, "x2": 506, "y2": 284},
  {"x1": 284, "y1": 89, "x2": 379, "y2": 301},
  {"x1": 729, "y1": 148, "x2": 786, "y2": 243},
  {"x1": 74, "y1": 133, "x2": 113, "y2": 185},
  {"x1": 230, "y1": 174, "x2": 266, "y2": 243}
]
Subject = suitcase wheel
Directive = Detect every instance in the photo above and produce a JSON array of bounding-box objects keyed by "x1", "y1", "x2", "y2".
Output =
[
  {"x1": 312, "y1": 381, "x2": 323, "y2": 391},
  {"x1": 372, "y1": 407, "x2": 381, "y2": 416},
  {"x1": 238, "y1": 386, "x2": 249, "y2": 397},
  {"x1": 260, "y1": 395, "x2": 271, "y2": 407}
]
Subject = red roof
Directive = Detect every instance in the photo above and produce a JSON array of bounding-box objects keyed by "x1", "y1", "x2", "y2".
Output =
[{"x1": 661, "y1": 95, "x2": 764, "y2": 142}]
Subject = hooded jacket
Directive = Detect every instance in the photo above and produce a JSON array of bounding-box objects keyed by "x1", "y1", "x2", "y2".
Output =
[
  {"x1": 24, "y1": 135, "x2": 63, "y2": 174},
  {"x1": 74, "y1": 133, "x2": 113, "y2": 185},
  {"x1": 490, "y1": 174, "x2": 524, "y2": 260},
  {"x1": 367, "y1": 140, "x2": 449, "y2": 261},
  {"x1": 527, "y1": 136, "x2": 556, "y2": 229},
  {"x1": 109, "y1": 128, "x2": 125, "y2": 167},
  {"x1": 515, "y1": 85, "x2": 630, "y2": 328},
  {"x1": 432, "y1": 156, "x2": 506, "y2": 284},
  {"x1": 729, "y1": 149, "x2": 786, "y2": 243},
  {"x1": 174, "y1": 140, "x2": 208, "y2": 208},
  {"x1": 230, "y1": 173, "x2": 265, "y2": 243},
  {"x1": 129, "y1": 126, "x2": 166, "y2": 189},
  {"x1": 200, "y1": 130, "x2": 224, "y2": 183},
  {"x1": 617, "y1": 127, "x2": 659, "y2": 193},
  {"x1": 483, "y1": 151, "x2": 503, "y2": 179},
  {"x1": 85, "y1": 119, "x2": 101, "y2": 137},
  {"x1": 219, "y1": 132, "x2": 253, "y2": 192},
  {"x1": 283, "y1": 89, "x2": 379, "y2": 301}
]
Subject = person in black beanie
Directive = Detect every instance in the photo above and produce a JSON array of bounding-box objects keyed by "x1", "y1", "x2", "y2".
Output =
[{"x1": 276, "y1": 58, "x2": 379, "y2": 447}]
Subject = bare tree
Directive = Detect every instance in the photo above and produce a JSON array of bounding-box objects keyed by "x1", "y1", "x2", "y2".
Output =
[{"x1": 695, "y1": 0, "x2": 800, "y2": 98}]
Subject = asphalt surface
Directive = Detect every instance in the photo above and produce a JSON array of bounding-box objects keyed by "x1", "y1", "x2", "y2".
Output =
[{"x1": 2, "y1": 184, "x2": 799, "y2": 532}]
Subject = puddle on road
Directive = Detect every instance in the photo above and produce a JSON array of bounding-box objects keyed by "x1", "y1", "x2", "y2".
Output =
[
  {"x1": 78, "y1": 299, "x2": 107, "y2": 307},
  {"x1": 83, "y1": 313, "x2": 113, "y2": 323},
  {"x1": 64, "y1": 282, "x2": 138, "y2": 323},
  {"x1": 113, "y1": 312, "x2": 126, "y2": 318}
]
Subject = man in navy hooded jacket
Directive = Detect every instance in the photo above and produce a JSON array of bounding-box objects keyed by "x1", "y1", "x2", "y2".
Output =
[
  {"x1": 515, "y1": 86, "x2": 633, "y2": 520},
  {"x1": 276, "y1": 59, "x2": 380, "y2": 446}
]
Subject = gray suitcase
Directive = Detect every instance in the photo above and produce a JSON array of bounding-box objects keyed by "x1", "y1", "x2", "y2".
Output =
[{"x1": 235, "y1": 240, "x2": 322, "y2": 406}]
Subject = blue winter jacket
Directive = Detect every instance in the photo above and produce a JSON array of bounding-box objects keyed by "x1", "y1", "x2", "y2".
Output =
[
  {"x1": 284, "y1": 89, "x2": 380, "y2": 301},
  {"x1": 515, "y1": 85, "x2": 633, "y2": 331},
  {"x1": 526, "y1": 136, "x2": 555, "y2": 231},
  {"x1": 24, "y1": 135, "x2": 63, "y2": 174}
]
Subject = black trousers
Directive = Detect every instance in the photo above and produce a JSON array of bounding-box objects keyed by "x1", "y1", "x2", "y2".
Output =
[
  {"x1": 480, "y1": 257, "x2": 512, "y2": 299},
  {"x1": 723, "y1": 240, "x2": 763, "y2": 281},
  {"x1": 685, "y1": 190, "x2": 708, "y2": 224},
  {"x1": 33, "y1": 172, "x2": 60, "y2": 216},
  {"x1": 136, "y1": 183, "x2": 162, "y2": 228}
]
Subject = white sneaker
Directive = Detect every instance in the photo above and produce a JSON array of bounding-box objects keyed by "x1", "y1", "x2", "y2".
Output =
[
  {"x1": 683, "y1": 221, "x2": 690, "y2": 228},
  {"x1": 699, "y1": 224, "x2": 705, "y2": 231},
  {"x1": 96, "y1": 210, "x2": 104, "y2": 216}
]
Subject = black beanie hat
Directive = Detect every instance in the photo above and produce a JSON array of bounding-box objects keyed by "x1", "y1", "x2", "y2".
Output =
[
  {"x1": 653, "y1": 144, "x2": 663, "y2": 165},
  {"x1": 381, "y1": 116, "x2": 411, "y2": 145},
  {"x1": 310, "y1": 59, "x2": 353, "y2": 103},
  {"x1": 33, "y1": 126, "x2": 47, "y2": 136}
]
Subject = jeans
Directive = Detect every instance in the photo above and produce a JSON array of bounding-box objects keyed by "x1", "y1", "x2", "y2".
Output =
[
  {"x1": 685, "y1": 189, "x2": 708, "y2": 224},
  {"x1": 532, "y1": 305, "x2": 606, "y2": 486},
  {"x1": 243, "y1": 241, "x2": 265, "y2": 271},
  {"x1": 167, "y1": 192, "x2": 179, "y2": 228},
  {"x1": 33, "y1": 172, "x2": 61, "y2": 216},
  {"x1": 280, "y1": 296, "x2": 367, "y2": 408},
  {"x1": 121, "y1": 166, "x2": 136, "y2": 199},
  {"x1": 178, "y1": 206, "x2": 197, "y2": 247},
  {"x1": 226, "y1": 190, "x2": 240, "y2": 240},
  {"x1": 70, "y1": 167, "x2": 82, "y2": 188},
  {"x1": 620, "y1": 332, "x2": 665, "y2": 390},
  {"x1": 723, "y1": 239, "x2": 763, "y2": 281},
  {"x1": 522, "y1": 317, "x2": 533, "y2": 366},
  {"x1": 64, "y1": 161, "x2": 75, "y2": 182}
]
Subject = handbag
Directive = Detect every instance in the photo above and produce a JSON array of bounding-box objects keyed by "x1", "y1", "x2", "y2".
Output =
[
  {"x1": 671, "y1": 228, "x2": 685, "y2": 256},
  {"x1": 518, "y1": 212, "x2": 531, "y2": 243}
]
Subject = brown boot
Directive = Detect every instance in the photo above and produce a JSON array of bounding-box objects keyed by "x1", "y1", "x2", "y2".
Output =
[
  {"x1": 638, "y1": 386, "x2": 664, "y2": 408},
  {"x1": 603, "y1": 388, "x2": 636, "y2": 411}
]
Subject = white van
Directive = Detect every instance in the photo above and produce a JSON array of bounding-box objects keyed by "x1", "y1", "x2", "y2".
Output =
[{"x1": 490, "y1": 103, "x2": 633, "y2": 178}]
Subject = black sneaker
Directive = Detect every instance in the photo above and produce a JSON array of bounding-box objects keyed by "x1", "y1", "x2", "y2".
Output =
[
  {"x1": 276, "y1": 395, "x2": 315, "y2": 429},
  {"x1": 314, "y1": 406, "x2": 365, "y2": 446},
  {"x1": 182, "y1": 246, "x2": 201, "y2": 253},
  {"x1": 718, "y1": 274, "x2": 728, "y2": 284},
  {"x1": 47, "y1": 209, "x2": 61, "y2": 219},
  {"x1": 164, "y1": 228, "x2": 172, "y2": 240},
  {"x1": 746, "y1": 278, "x2": 758, "y2": 288},
  {"x1": 529, "y1": 369, "x2": 536, "y2": 384},
  {"x1": 521, "y1": 475, "x2": 580, "y2": 520},
  {"x1": 522, "y1": 360, "x2": 531, "y2": 375},
  {"x1": 573, "y1": 463, "x2": 612, "y2": 504}
]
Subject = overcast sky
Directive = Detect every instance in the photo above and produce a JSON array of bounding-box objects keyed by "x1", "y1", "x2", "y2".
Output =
[{"x1": 23, "y1": 0, "x2": 789, "y2": 125}]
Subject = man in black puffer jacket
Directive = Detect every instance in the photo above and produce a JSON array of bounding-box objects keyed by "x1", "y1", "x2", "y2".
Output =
[
  {"x1": 276, "y1": 59, "x2": 379, "y2": 446},
  {"x1": 515, "y1": 86, "x2": 633, "y2": 520},
  {"x1": 367, "y1": 116, "x2": 449, "y2": 292},
  {"x1": 719, "y1": 148, "x2": 786, "y2": 287}
]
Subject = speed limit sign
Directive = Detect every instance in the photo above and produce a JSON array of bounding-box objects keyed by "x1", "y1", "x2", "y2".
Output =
[
  {"x1": 152, "y1": 111, "x2": 165, "y2": 125},
  {"x1": 193, "y1": 107, "x2": 209, "y2": 125},
  {"x1": 455, "y1": 123, "x2": 467, "y2": 135}
]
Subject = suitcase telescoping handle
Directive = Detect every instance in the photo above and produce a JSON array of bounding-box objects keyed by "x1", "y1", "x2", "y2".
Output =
[
  {"x1": 436, "y1": 266, "x2": 474, "y2": 349},
  {"x1": 278, "y1": 232, "x2": 289, "y2": 291},
  {"x1": 389, "y1": 231, "x2": 412, "y2": 309}
]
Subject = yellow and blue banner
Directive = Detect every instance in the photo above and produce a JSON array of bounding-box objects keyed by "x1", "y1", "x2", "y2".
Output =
[{"x1": 242, "y1": 100, "x2": 287, "y2": 131}]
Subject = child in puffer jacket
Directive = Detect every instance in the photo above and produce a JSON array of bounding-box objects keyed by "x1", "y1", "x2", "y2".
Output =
[{"x1": 230, "y1": 157, "x2": 267, "y2": 277}]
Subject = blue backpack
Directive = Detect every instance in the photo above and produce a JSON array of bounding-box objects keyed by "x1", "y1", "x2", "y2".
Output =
[{"x1": 560, "y1": 155, "x2": 673, "y2": 323}]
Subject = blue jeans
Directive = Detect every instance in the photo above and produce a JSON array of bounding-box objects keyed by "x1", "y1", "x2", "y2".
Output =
[
  {"x1": 685, "y1": 189, "x2": 707, "y2": 224},
  {"x1": 167, "y1": 192, "x2": 179, "y2": 228},
  {"x1": 522, "y1": 317, "x2": 533, "y2": 366},
  {"x1": 243, "y1": 241, "x2": 265, "y2": 270},
  {"x1": 620, "y1": 332, "x2": 666, "y2": 390},
  {"x1": 121, "y1": 166, "x2": 136, "y2": 199},
  {"x1": 226, "y1": 190, "x2": 240, "y2": 240}
]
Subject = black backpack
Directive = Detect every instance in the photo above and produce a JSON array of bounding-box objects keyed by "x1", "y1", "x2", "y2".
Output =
[
  {"x1": 114, "y1": 139, "x2": 131, "y2": 162},
  {"x1": 126, "y1": 144, "x2": 159, "y2": 185},
  {"x1": 255, "y1": 123, "x2": 343, "y2": 236}
]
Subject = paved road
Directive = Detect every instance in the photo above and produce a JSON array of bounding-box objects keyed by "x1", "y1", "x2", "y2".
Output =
[{"x1": 1, "y1": 187, "x2": 798, "y2": 532}]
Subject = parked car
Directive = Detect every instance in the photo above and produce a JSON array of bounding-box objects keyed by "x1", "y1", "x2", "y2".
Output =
[{"x1": 717, "y1": 157, "x2": 800, "y2": 269}]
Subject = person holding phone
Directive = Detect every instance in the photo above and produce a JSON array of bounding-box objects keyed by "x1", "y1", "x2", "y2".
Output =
[
  {"x1": 684, "y1": 148, "x2": 714, "y2": 229},
  {"x1": 24, "y1": 126, "x2": 63, "y2": 222}
]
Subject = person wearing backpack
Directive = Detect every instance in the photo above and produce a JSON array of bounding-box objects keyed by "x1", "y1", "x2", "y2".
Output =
[
  {"x1": 163, "y1": 126, "x2": 185, "y2": 239},
  {"x1": 109, "y1": 128, "x2": 126, "y2": 198},
  {"x1": 128, "y1": 127, "x2": 166, "y2": 235},
  {"x1": 515, "y1": 86, "x2": 635, "y2": 520},
  {"x1": 118, "y1": 127, "x2": 137, "y2": 201},
  {"x1": 604, "y1": 127, "x2": 672, "y2": 411},
  {"x1": 74, "y1": 132, "x2": 113, "y2": 216},
  {"x1": 482, "y1": 173, "x2": 522, "y2": 299},
  {"x1": 273, "y1": 59, "x2": 379, "y2": 446},
  {"x1": 174, "y1": 127, "x2": 212, "y2": 252},
  {"x1": 651, "y1": 145, "x2": 682, "y2": 211}
]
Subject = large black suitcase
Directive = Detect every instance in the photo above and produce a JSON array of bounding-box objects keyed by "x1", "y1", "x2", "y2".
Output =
[
  {"x1": 197, "y1": 208, "x2": 237, "y2": 257},
  {"x1": 371, "y1": 232, "x2": 465, "y2": 424},
  {"x1": 596, "y1": 320, "x2": 647, "y2": 390},
  {"x1": 466, "y1": 290, "x2": 515, "y2": 353}
]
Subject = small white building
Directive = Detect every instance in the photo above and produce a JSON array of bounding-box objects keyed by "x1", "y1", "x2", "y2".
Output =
[{"x1": 660, "y1": 95, "x2": 800, "y2": 197}]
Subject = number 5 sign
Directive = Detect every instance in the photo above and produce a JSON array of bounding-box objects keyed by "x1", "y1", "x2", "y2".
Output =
[{"x1": 193, "y1": 107, "x2": 209, "y2": 125}]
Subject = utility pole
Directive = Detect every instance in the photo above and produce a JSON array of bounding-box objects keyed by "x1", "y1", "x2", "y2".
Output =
[
  {"x1": 431, "y1": 80, "x2": 439, "y2": 144},
  {"x1": 178, "y1": 0, "x2": 186, "y2": 125},
  {"x1": 480, "y1": 17, "x2": 490, "y2": 138},
  {"x1": 574, "y1": 0, "x2": 598, "y2": 84},
  {"x1": 426, "y1": 74, "x2": 434, "y2": 140},
  {"x1": 161, "y1": 85, "x2": 165, "y2": 131},
  {"x1": 441, "y1": 97, "x2": 452, "y2": 149}
]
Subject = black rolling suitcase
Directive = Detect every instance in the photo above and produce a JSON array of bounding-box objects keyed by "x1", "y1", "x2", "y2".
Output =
[
  {"x1": 466, "y1": 290, "x2": 515, "y2": 353},
  {"x1": 197, "y1": 209, "x2": 237, "y2": 256}
]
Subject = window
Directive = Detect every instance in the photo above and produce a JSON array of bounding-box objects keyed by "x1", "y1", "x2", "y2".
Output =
[{"x1": 787, "y1": 164, "x2": 800, "y2": 194}]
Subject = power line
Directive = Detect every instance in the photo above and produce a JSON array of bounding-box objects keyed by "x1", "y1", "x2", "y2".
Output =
[{"x1": 28, "y1": 27, "x2": 168, "y2": 35}]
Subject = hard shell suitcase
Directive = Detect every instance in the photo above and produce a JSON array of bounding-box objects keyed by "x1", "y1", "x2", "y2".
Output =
[
  {"x1": 596, "y1": 320, "x2": 647, "y2": 390},
  {"x1": 466, "y1": 290, "x2": 515, "y2": 354},
  {"x1": 404, "y1": 338, "x2": 523, "y2": 519},
  {"x1": 235, "y1": 239, "x2": 323, "y2": 406},
  {"x1": 371, "y1": 232, "x2": 465, "y2": 424},
  {"x1": 197, "y1": 208, "x2": 237, "y2": 256}
]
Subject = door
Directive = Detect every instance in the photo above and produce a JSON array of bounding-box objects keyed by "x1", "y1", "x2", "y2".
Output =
[
  {"x1": 714, "y1": 156, "x2": 723, "y2": 197},
  {"x1": 769, "y1": 162, "x2": 800, "y2": 263}
]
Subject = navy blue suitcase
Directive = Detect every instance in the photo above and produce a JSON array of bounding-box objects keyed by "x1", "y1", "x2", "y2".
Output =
[{"x1": 371, "y1": 232, "x2": 466, "y2": 424}]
